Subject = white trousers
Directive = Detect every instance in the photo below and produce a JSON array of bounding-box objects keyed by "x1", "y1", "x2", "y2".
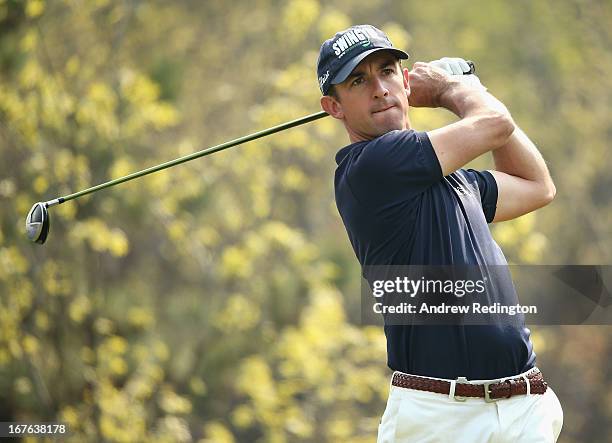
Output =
[{"x1": 377, "y1": 368, "x2": 563, "y2": 443}]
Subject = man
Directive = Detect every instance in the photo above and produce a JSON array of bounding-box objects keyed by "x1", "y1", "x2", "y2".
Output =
[{"x1": 317, "y1": 25, "x2": 563, "y2": 442}]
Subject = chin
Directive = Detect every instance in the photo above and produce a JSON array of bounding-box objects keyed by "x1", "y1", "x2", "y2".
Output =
[
  {"x1": 372, "y1": 119, "x2": 404, "y2": 135},
  {"x1": 372, "y1": 111, "x2": 405, "y2": 132}
]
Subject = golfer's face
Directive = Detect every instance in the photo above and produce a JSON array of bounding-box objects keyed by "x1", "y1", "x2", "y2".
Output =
[{"x1": 336, "y1": 51, "x2": 409, "y2": 140}]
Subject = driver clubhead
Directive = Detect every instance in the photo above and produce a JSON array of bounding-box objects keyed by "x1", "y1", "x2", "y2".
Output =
[{"x1": 25, "y1": 202, "x2": 50, "y2": 244}]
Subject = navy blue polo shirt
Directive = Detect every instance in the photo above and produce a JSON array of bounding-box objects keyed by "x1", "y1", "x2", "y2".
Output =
[{"x1": 334, "y1": 129, "x2": 536, "y2": 380}]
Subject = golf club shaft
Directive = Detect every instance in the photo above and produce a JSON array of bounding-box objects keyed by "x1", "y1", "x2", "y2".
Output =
[
  {"x1": 42, "y1": 61, "x2": 476, "y2": 208},
  {"x1": 44, "y1": 111, "x2": 330, "y2": 207}
]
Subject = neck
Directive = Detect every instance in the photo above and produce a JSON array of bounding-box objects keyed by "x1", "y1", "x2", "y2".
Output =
[{"x1": 345, "y1": 117, "x2": 412, "y2": 144}]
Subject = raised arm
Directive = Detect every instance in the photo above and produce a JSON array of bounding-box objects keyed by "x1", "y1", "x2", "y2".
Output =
[
  {"x1": 408, "y1": 61, "x2": 555, "y2": 221},
  {"x1": 408, "y1": 62, "x2": 514, "y2": 176},
  {"x1": 487, "y1": 128, "x2": 555, "y2": 222}
]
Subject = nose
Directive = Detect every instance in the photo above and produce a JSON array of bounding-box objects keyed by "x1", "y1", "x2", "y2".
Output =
[{"x1": 371, "y1": 76, "x2": 389, "y2": 99}]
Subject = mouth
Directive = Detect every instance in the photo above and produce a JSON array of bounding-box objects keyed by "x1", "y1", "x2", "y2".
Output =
[{"x1": 372, "y1": 105, "x2": 395, "y2": 114}]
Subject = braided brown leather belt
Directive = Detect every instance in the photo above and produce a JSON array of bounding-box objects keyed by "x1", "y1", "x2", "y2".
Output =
[{"x1": 391, "y1": 367, "x2": 547, "y2": 402}]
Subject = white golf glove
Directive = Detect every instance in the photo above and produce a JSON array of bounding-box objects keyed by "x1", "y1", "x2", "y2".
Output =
[{"x1": 430, "y1": 57, "x2": 487, "y2": 91}]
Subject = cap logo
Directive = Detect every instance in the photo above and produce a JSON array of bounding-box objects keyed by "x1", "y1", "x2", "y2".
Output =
[
  {"x1": 317, "y1": 25, "x2": 406, "y2": 94},
  {"x1": 318, "y1": 70, "x2": 330, "y2": 89},
  {"x1": 332, "y1": 28, "x2": 375, "y2": 59}
]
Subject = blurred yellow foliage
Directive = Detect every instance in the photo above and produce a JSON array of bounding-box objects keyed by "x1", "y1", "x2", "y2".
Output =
[
  {"x1": 80, "y1": 346, "x2": 95, "y2": 364},
  {"x1": 221, "y1": 246, "x2": 252, "y2": 279},
  {"x1": 69, "y1": 219, "x2": 129, "y2": 256},
  {"x1": 382, "y1": 22, "x2": 412, "y2": 53},
  {"x1": 109, "y1": 357, "x2": 127, "y2": 376},
  {"x1": 214, "y1": 294, "x2": 260, "y2": 331},
  {"x1": 32, "y1": 175, "x2": 48, "y2": 194},
  {"x1": 231, "y1": 404, "x2": 254, "y2": 429},
  {"x1": 282, "y1": 166, "x2": 309, "y2": 190},
  {"x1": 0, "y1": 247, "x2": 29, "y2": 276},
  {"x1": 282, "y1": 0, "x2": 320, "y2": 43},
  {"x1": 153, "y1": 340, "x2": 169, "y2": 361},
  {"x1": 317, "y1": 9, "x2": 351, "y2": 40},
  {"x1": 41, "y1": 261, "x2": 72, "y2": 296},
  {"x1": 159, "y1": 386, "x2": 193, "y2": 414},
  {"x1": 493, "y1": 212, "x2": 549, "y2": 263},
  {"x1": 189, "y1": 376, "x2": 207, "y2": 396},
  {"x1": 200, "y1": 422, "x2": 235, "y2": 443},
  {"x1": 69, "y1": 295, "x2": 92, "y2": 324},
  {"x1": 14, "y1": 376, "x2": 32, "y2": 395},
  {"x1": 25, "y1": 0, "x2": 45, "y2": 18},
  {"x1": 94, "y1": 318, "x2": 115, "y2": 335},
  {"x1": 127, "y1": 307, "x2": 154, "y2": 329},
  {"x1": 22, "y1": 334, "x2": 39, "y2": 355},
  {"x1": 234, "y1": 286, "x2": 388, "y2": 440},
  {"x1": 34, "y1": 311, "x2": 49, "y2": 331},
  {"x1": 110, "y1": 158, "x2": 134, "y2": 180}
]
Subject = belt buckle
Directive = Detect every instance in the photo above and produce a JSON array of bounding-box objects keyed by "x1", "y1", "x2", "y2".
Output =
[
  {"x1": 453, "y1": 376, "x2": 469, "y2": 402},
  {"x1": 483, "y1": 380, "x2": 501, "y2": 403}
]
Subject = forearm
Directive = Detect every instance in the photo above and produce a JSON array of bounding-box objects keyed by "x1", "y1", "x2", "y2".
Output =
[
  {"x1": 439, "y1": 78, "x2": 552, "y2": 188},
  {"x1": 492, "y1": 127, "x2": 555, "y2": 192},
  {"x1": 428, "y1": 82, "x2": 515, "y2": 157},
  {"x1": 438, "y1": 81, "x2": 511, "y2": 119}
]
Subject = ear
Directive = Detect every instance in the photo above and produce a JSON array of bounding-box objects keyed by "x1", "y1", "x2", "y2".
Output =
[
  {"x1": 320, "y1": 95, "x2": 344, "y2": 119},
  {"x1": 403, "y1": 67, "x2": 411, "y2": 99}
]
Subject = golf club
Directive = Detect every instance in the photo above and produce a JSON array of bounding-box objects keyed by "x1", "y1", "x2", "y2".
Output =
[
  {"x1": 26, "y1": 61, "x2": 475, "y2": 245},
  {"x1": 25, "y1": 111, "x2": 328, "y2": 244}
]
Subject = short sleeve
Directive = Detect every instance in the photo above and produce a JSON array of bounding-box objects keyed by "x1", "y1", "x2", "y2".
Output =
[
  {"x1": 464, "y1": 169, "x2": 498, "y2": 223},
  {"x1": 348, "y1": 130, "x2": 443, "y2": 205}
]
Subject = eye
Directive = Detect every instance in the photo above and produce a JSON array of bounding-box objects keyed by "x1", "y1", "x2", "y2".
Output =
[
  {"x1": 351, "y1": 77, "x2": 364, "y2": 87},
  {"x1": 382, "y1": 67, "x2": 395, "y2": 75}
]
